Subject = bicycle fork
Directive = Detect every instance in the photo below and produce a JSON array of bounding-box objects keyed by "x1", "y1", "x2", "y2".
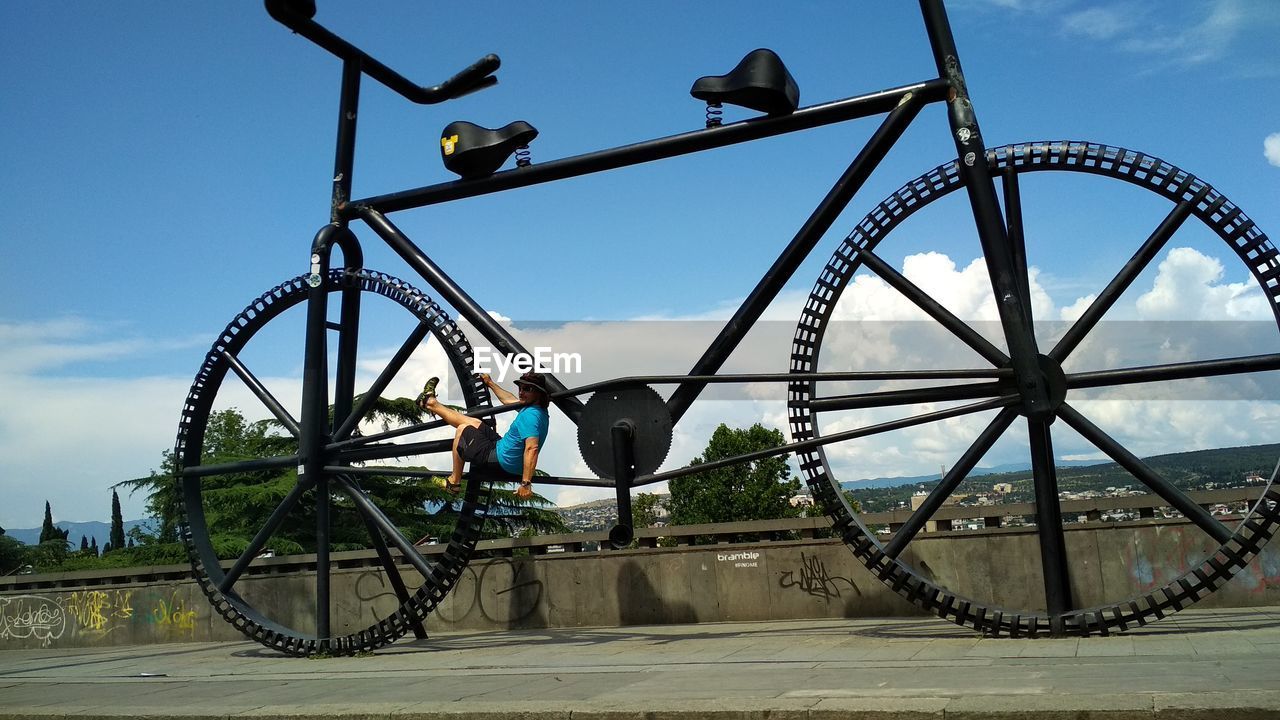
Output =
[{"x1": 922, "y1": 0, "x2": 1073, "y2": 631}]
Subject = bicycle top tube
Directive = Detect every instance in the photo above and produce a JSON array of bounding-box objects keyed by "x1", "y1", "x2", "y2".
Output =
[{"x1": 341, "y1": 79, "x2": 951, "y2": 218}]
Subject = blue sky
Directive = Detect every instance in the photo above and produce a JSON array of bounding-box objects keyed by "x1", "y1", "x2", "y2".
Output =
[{"x1": 2, "y1": 1, "x2": 1279, "y2": 529}]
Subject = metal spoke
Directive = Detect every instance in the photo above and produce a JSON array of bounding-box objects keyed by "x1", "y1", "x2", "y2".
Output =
[
  {"x1": 1028, "y1": 417, "x2": 1071, "y2": 632},
  {"x1": 217, "y1": 478, "x2": 313, "y2": 593},
  {"x1": 333, "y1": 319, "x2": 434, "y2": 441},
  {"x1": 1058, "y1": 403, "x2": 1233, "y2": 544},
  {"x1": 637, "y1": 395, "x2": 1017, "y2": 487},
  {"x1": 332, "y1": 439, "x2": 453, "y2": 465},
  {"x1": 1066, "y1": 353, "x2": 1280, "y2": 390},
  {"x1": 1050, "y1": 196, "x2": 1200, "y2": 362},
  {"x1": 181, "y1": 454, "x2": 300, "y2": 479},
  {"x1": 325, "y1": 465, "x2": 614, "y2": 488},
  {"x1": 332, "y1": 474, "x2": 438, "y2": 582},
  {"x1": 346, "y1": 475, "x2": 427, "y2": 640},
  {"x1": 326, "y1": 465, "x2": 446, "y2": 478},
  {"x1": 809, "y1": 380, "x2": 1003, "y2": 413},
  {"x1": 329, "y1": 417, "x2": 451, "y2": 451},
  {"x1": 1002, "y1": 167, "x2": 1033, "y2": 327},
  {"x1": 854, "y1": 248, "x2": 1009, "y2": 366},
  {"x1": 220, "y1": 351, "x2": 301, "y2": 437},
  {"x1": 883, "y1": 407, "x2": 1018, "y2": 559}
]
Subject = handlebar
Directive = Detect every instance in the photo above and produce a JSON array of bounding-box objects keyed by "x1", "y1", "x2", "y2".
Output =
[{"x1": 264, "y1": 0, "x2": 499, "y2": 104}]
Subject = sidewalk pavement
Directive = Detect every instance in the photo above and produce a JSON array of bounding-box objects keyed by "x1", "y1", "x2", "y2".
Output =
[{"x1": 4, "y1": 607, "x2": 1280, "y2": 719}]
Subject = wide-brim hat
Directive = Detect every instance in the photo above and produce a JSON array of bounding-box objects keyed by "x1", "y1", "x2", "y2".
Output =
[{"x1": 513, "y1": 371, "x2": 550, "y2": 394}]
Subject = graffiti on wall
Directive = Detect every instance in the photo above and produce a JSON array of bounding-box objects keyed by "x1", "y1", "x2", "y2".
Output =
[
  {"x1": 0, "y1": 588, "x2": 199, "y2": 646},
  {"x1": 779, "y1": 552, "x2": 859, "y2": 601},
  {"x1": 142, "y1": 591, "x2": 198, "y2": 633},
  {"x1": 349, "y1": 557, "x2": 544, "y2": 627},
  {"x1": 0, "y1": 595, "x2": 67, "y2": 646},
  {"x1": 65, "y1": 590, "x2": 133, "y2": 634}
]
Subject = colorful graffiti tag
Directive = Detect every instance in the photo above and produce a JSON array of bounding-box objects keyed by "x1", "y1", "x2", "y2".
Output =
[
  {"x1": 66, "y1": 589, "x2": 133, "y2": 634},
  {"x1": 0, "y1": 588, "x2": 200, "y2": 647}
]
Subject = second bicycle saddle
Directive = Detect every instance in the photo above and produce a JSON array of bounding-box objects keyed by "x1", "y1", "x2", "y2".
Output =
[
  {"x1": 690, "y1": 48, "x2": 799, "y2": 116},
  {"x1": 440, "y1": 120, "x2": 539, "y2": 179}
]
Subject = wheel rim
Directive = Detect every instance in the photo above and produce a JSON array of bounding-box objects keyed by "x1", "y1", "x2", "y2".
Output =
[
  {"x1": 789, "y1": 141, "x2": 1280, "y2": 636},
  {"x1": 175, "y1": 269, "x2": 492, "y2": 655}
]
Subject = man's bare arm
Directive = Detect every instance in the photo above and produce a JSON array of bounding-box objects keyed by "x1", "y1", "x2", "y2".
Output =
[
  {"x1": 517, "y1": 437, "x2": 540, "y2": 499},
  {"x1": 482, "y1": 374, "x2": 519, "y2": 405}
]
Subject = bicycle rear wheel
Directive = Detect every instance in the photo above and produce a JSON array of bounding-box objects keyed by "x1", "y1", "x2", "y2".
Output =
[
  {"x1": 175, "y1": 268, "x2": 493, "y2": 655},
  {"x1": 790, "y1": 141, "x2": 1280, "y2": 635}
]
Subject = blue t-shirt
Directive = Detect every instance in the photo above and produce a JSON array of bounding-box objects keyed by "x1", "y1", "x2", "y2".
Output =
[{"x1": 496, "y1": 405, "x2": 549, "y2": 475}]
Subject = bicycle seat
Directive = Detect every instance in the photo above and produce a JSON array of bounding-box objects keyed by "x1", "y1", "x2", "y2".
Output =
[
  {"x1": 690, "y1": 48, "x2": 799, "y2": 116},
  {"x1": 440, "y1": 120, "x2": 539, "y2": 179}
]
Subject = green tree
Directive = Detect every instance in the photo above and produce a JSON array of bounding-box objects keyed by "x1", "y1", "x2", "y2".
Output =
[
  {"x1": 632, "y1": 493, "x2": 664, "y2": 528},
  {"x1": 38, "y1": 501, "x2": 69, "y2": 546},
  {"x1": 120, "y1": 404, "x2": 565, "y2": 561},
  {"x1": 25, "y1": 540, "x2": 69, "y2": 572},
  {"x1": 668, "y1": 423, "x2": 801, "y2": 527},
  {"x1": 0, "y1": 534, "x2": 27, "y2": 575},
  {"x1": 109, "y1": 490, "x2": 126, "y2": 551},
  {"x1": 840, "y1": 489, "x2": 863, "y2": 514}
]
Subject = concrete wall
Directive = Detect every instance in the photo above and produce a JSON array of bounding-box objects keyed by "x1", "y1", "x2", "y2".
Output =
[{"x1": 5, "y1": 520, "x2": 1280, "y2": 651}]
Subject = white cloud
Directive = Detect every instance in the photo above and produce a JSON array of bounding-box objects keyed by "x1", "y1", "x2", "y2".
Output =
[
  {"x1": 1059, "y1": 294, "x2": 1097, "y2": 322},
  {"x1": 1135, "y1": 247, "x2": 1269, "y2": 320},
  {"x1": 7, "y1": 243, "x2": 1280, "y2": 524},
  {"x1": 0, "y1": 318, "x2": 205, "y2": 374},
  {"x1": 801, "y1": 248, "x2": 1280, "y2": 486},
  {"x1": 1062, "y1": 7, "x2": 1136, "y2": 41},
  {"x1": 1266, "y1": 133, "x2": 1280, "y2": 167},
  {"x1": 0, "y1": 371, "x2": 187, "y2": 528}
]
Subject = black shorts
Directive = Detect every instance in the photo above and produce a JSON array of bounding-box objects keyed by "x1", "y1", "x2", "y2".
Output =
[{"x1": 458, "y1": 424, "x2": 502, "y2": 467}]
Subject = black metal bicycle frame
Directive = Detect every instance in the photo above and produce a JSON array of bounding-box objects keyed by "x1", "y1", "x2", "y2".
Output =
[{"x1": 284, "y1": 0, "x2": 1068, "y2": 637}]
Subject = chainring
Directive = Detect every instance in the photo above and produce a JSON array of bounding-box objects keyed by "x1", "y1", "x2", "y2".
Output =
[{"x1": 577, "y1": 386, "x2": 673, "y2": 479}]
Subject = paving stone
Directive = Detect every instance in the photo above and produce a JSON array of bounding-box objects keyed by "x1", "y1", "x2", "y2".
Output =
[
  {"x1": 943, "y1": 692, "x2": 1153, "y2": 719},
  {"x1": 809, "y1": 696, "x2": 947, "y2": 718},
  {"x1": 4, "y1": 609, "x2": 1280, "y2": 719},
  {"x1": 1153, "y1": 690, "x2": 1280, "y2": 719}
]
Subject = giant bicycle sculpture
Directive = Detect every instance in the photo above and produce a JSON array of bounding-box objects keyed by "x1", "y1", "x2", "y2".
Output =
[{"x1": 176, "y1": 0, "x2": 1280, "y2": 655}]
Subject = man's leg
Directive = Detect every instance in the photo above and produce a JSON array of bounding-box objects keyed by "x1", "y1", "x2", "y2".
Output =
[
  {"x1": 425, "y1": 396, "x2": 482, "y2": 431},
  {"x1": 424, "y1": 398, "x2": 483, "y2": 489}
]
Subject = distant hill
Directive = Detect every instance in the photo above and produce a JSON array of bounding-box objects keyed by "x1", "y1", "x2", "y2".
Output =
[
  {"x1": 558, "y1": 497, "x2": 620, "y2": 512},
  {"x1": 840, "y1": 459, "x2": 1102, "y2": 491},
  {"x1": 4, "y1": 520, "x2": 154, "y2": 548}
]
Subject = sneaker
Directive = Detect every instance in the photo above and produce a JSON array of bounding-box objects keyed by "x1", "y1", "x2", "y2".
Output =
[
  {"x1": 417, "y1": 376, "x2": 440, "y2": 401},
  {"x1": 417, "y1": 376, "x2": 440, "y2": 415}
]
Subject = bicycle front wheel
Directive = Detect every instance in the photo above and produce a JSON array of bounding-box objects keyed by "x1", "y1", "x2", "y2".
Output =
[
  {"x1": 790, "y1": 141, "x2": 1280, "y2": 636},
  {"x1": 175, "y1": 268, "x2": 494, "y2": 655}
]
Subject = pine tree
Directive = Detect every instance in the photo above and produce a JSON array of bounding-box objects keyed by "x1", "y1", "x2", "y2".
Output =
[
  {"x1": 80, "y1": 535, "x2": 89, "y2": 552},
  {"x1": 90, "y1": 537, "x2": 99, "y2": 556},
  {"x1": 110, "y1": 490, "x2": 126, "y2": 551},
  {"x1": 39, "y1": 501, "x2": 65, "y2": 544}
]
